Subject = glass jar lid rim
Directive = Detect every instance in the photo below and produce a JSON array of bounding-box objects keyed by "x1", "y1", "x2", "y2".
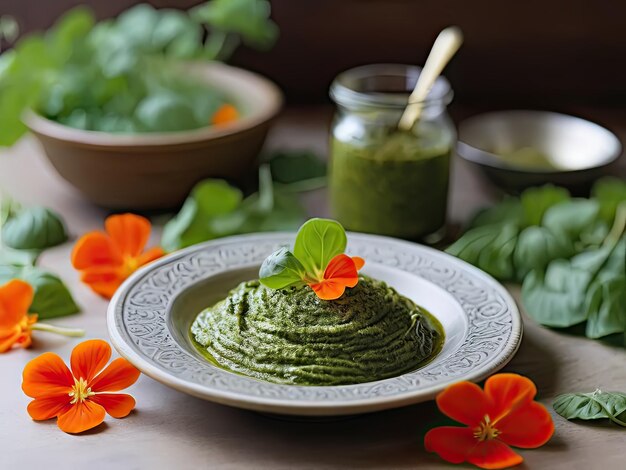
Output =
[{"x1": 329, "y1": 63, "x2": 453, "y2": 108}]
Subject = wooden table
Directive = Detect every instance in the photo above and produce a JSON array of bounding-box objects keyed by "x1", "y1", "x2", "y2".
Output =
[{"x1": 1, "y1": 107, "x2": 625, "y2": 469}]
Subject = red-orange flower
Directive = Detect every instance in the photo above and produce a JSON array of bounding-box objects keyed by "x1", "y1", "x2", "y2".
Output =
[
  {"x1": 309, "y1": 255, "x2": 365, "y2": 300},
  {"x1": 22, "y1": 339, "x2": 140, "y2": 434},
  {"x1": 424, "y1": 373, "x2": 554, "y2": 469},
  {"x1": 211, "y1": 103, "x2": 239, "y2": 126},
  {"x1": 0, "y1": 280, "x2": 37, "y2": 353},
  {"x1": 71, "y1": 213, "x2": 164, "y2": 299}
]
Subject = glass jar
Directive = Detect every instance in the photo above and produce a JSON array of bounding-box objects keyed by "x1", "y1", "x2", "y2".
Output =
[{"x1": 329, "y1": 64, "x2": 455, "y2": 242}]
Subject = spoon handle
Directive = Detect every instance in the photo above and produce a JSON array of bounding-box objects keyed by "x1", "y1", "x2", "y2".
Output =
[{"x1": 398, "y1": 26, "x2": 463, "y2": 131}]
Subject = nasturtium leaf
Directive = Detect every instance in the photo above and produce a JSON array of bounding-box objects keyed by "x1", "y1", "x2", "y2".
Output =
[
  {"x1": 584, "y1": 276, "x2": 626, "y2": 339},
  {"x1": 135, "y1": 92, "x2": 200, "y2": 132},
  {"x1": 293, "y1": 218, "x2": 347, "y2": 277},
  {"x1": 259, "y1": 247, "x2": 306, "y2": 289},
  {"x1": 553, "y1": 390, "x2": 626, "y2": 426},
  {"x1": 191, "y1": 0, "x2": 278, "y2": 51},
  {"x1": 161, "y1": 179, "x2": 243, "y2": 251},
  {"x1": 520, "y1": 185, "x2": 570, "y2": 226},
  {"x1": 468, "y1": 198, "x2": 524, "y2": 230},
  {"x1": 592, "y1": 177, "x2": 626, "y2": 225},
  {"x1": 514, "y1": 226, "x2": 574, "y2": 280},
  {"x1": 0, "y1": 266, "x2": 79, "y2": 319},
  {"x1": 542, "y1": 199, "x2": 600, "y2": 240},
  {"x1": 521, "y1": 245, "x2": 613, "y2": 328},
  {"x1": 446, "y1": 223, "x2": 518, "y2": 281},
  {"x1": 268, "y1": 151, "x2": 327, "y2": 186},
  {"x1": 2, "y1": 206, "x2": 68, "y2": 250}
]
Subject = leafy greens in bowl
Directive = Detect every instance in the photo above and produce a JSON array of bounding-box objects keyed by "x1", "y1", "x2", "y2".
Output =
[{"x1": 0, "y1": 0, "x2": 278, "y2": 144}]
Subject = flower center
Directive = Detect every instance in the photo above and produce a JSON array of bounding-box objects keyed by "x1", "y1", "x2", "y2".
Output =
[
  {"x1": 473, "y1": 415, "x2": 500, "y2": 441},
  {"x1": 122, "y1": 256, "x2": 139, "y2": 277},
  {"x1": 69, "y1": 377, "x2": 95, "y2": 405}
]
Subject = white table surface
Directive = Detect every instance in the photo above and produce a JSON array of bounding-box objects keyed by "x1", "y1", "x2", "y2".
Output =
[{"x1": 1, "y1": 107, "x2": 625, "y2": 470}]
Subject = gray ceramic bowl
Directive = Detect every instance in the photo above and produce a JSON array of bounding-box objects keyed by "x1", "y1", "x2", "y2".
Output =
[
  {"x1": 457, "y1": 110, "x2": 622, "y2": 193},
  {"x1": 25, "y1": 62, "x2": 283, "y2": 210}
]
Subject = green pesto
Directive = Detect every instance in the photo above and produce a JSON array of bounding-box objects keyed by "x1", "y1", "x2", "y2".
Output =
[
  {"x1": 191, "y1": 276, "x2": 444, "y2": 386},
  {"x1": 330, "y1": 131, "x2": 451, "y2": 240}
]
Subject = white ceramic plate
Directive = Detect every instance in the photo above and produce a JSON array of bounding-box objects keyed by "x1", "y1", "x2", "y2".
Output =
[{"x1": 108, "y1": 232, "x2": 522, "y2": 416}]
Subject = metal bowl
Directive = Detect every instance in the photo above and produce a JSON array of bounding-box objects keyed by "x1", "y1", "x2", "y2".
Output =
[{"x1": 457, "y1": 110, "x2": 622, "y2": 193}]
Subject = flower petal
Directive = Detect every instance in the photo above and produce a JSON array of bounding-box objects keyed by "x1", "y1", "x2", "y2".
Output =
[
  {"x1": 90, "y1": 357, "x2": 140, "y2": 392},
  {"x1": 71, "y1": 232, "x2": 122, "y2": 270},
  {"x1": 136, "y1": 246, "x2": 165, "y2": 267},
  {"x1": 466, "y1": 440, "x2": 523, "y2": 470},
  {"x1": 436, "y1": 381, "x2": 491, "y2": 426},
  {"x1": 323, "y1": 254, "x2": 359, "y2": 286},
  {"x1": 0, "y1": 328, "x2": 21, "y2": 353},
  {"x1": 27, "y1": 395, "x2": 71, "y2": 421},
  {"x1": 22, "y1": 352, "x2": 74, "y2": 398},
  {"x1": 56, "y1": 400, "x2": 106, "y2": 434},
  {"x1": 496, "y1": 401, "x2": 554, "y2": 448},
  {"x1": 105, "y1": 213, "x2": 151, "y2": 258},
  {"x1": 71, "y1": 339, "x2": 112, "y2": 383},
  {"x1": 310, "y1": 280, "x2": 347, "y2": 300},
  {"x1": 485, "y1": 373, "x2": 536, "y2": 421},
  {"x1": 79, "y1": 266, "x2": 125, "y2": 299},
  {"x1": 352, "y1": 256, "x2": 365, "y2": 270},
  {"x1": 212, "y1": 103, "x2": 239, "y2": 125},
  {"x1": 91, "y1": 393, "x2": 136, "y2": 418},
  {"x1": 0, "y1": 280, "x2": 33, "y2": 330},
  {"x1": 424, "y1": 426, "x2": 476, "y2": 464}
]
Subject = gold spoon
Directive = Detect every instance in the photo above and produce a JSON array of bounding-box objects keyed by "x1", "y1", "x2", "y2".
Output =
[{"x1": 397, "y1": 26, "x2": 463, "y2": 132}]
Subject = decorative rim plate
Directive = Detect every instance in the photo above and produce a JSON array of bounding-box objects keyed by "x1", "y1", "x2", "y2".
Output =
[{"x1": 108, "y1": 232, "x2": 522, "y2": 416}]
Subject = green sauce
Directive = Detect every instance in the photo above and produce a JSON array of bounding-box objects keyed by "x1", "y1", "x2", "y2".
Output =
[
  {"x1": 330, "y1": 131, "x2": 450, "y2": 240},
  {"x1": 191, "y1": 276, "x2": 444, "y2": 386}
]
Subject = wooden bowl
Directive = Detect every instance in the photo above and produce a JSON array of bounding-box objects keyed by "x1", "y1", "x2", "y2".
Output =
[{"x1": 25, "y1": 62, "x2": 283, "y2": 210}]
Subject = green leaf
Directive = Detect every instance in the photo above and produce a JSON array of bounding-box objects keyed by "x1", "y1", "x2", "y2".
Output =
[
  {"x1": 520, "y1": 185, "x2": 570, "y2": 226},
  {"x1": 161, "y1": 179, "x2": 243, "y2": 251},
  {"x1": 293, "y1": 218, "x2": 347, "y2": 277},
  {"x1": 135, "y1": 92, "x2": 201, "y2": 132},
  {"x1": 0, "y1": 266, "x2": 79, "y2": 319},
  {"x1": 542, "y1": 199, "x2": 600, "y2": 241},
  {"x1": 583, "y1": 237, "x2": 626, "y2": 338},
  {"x1": 592, "y1": 177, "x2": 626, "y2": 225},
  {"x1": 468, "y1": 198, "x2": 524, "y2": 229},
  {"x1": 553, "y1": 390, "x2": 626, "y2": 426},
  {"x1": 2, "y1": 207, "x2": 68, "y2": 250},
  {"x1": 446, "y1": 224, "x2": 518, "y2": 281},
  {"x1": 268, "y1": 151, "x2": 327, "y2": 186},
  {"x1": 514, "y1": 226, "x2": 574, "y2": 280},
  {"x1": 259, "y1": 247, "x2": 307, "y2": 289},
  {"x1": 192, "y1": 0, "x2": 279, "y2": 51},
  {"x1": 521, "y1": 247, "x2": 613, "y2": 327}
]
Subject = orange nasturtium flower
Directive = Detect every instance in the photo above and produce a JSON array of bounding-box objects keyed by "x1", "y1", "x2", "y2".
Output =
[
  {"x1": 22, "y1": 339, "x2": 140, "y2": 434},
  {"x1": 309, "y1": 254, "x2": 365, "y2": 300},
  {"x1": 0, "y1": 280, "x2": 37, "y2": 353},
  {"x1": 0, "y1": 280, "x2": 83, "y2": 353},
  {"x1": 424, "y1": 373, "x2": 554, "y2": 469},
  {"x1": 211, "y1": 103, "x2": 239, "y2": 126},
  {"x1": 71, "y1": 213, "x2": 164, "y2": 299}
]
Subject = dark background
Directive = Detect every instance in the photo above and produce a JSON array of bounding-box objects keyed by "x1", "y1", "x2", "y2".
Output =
[{"x1": 2, "y1": 0, "x2": 626, "y2": 110}]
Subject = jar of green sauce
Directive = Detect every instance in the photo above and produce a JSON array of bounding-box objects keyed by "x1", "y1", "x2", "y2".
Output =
[{"x1": 329, "y1": 64, "x2": 455, "y2": 242}]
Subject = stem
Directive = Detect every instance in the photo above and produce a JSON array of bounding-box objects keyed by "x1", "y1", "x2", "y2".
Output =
[
  {"x1": 603, "y1": 201, "x2": 626, "y2": 248},
  {"x1": 589, "y1": 394, "x2": 626, "y2": 427},
  {"x1": 32, "y1": 323, "x2": 85, "y2": 338}
]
